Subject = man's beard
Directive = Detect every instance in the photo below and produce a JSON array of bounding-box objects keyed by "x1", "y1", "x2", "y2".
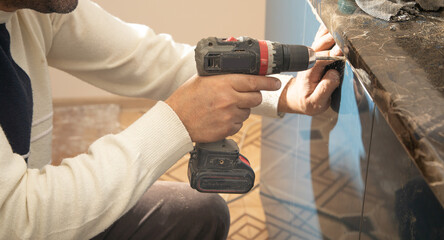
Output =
[
  {"x1": 1, "y1": 0, "x2": 78, "y2": 13},
  {"x1": 44, "y1": 0, "x2": 78, "y2": 13},
  {"x1": 33, "y1": 0, "x2": 78, "y2": 13}
]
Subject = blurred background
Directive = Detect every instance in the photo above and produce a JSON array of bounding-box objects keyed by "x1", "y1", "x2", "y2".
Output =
[{"x1": 50, "y1": 0, "x2": 266, "y2": 100}]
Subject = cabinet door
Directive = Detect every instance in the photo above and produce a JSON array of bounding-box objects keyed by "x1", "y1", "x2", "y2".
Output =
[{"x1": 361, "y1": 109, "x2": 444, "y2": 240}]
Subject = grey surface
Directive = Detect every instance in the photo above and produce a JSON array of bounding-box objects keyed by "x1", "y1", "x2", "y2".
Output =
[
  {"x1": 355, "y1": 0, "x2": 444, "y2": 21},
  {"x1": 355, "y1": 0, "x2": 416, "y2": 21}
]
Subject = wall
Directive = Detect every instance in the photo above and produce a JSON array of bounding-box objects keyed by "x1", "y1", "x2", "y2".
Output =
[{"x1": 50, "y1": 0, "x2": 266, "y2": 99}]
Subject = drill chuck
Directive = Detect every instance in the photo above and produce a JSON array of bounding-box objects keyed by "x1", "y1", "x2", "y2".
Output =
[
  {"x1": 195, "y1": 37, "x2": 316, "y2": 76},
  {"x1": 278, "y1": 43, "x2": 316, "y2": 72}
]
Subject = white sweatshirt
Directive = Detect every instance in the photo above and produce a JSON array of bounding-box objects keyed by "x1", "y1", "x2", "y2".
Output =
[{"x1": 0, "y1": 0, "x2": 290, "y2": 239}]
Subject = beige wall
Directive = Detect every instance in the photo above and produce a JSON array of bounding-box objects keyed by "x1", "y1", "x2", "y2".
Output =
[{"x1": 51, "y1": 0, "x2": 266, "y2": 99}]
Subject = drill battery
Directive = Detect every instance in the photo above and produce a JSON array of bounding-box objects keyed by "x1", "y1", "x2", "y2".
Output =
[{"x1": 187, "y1": 139, "x2": 255, "y2": 194}]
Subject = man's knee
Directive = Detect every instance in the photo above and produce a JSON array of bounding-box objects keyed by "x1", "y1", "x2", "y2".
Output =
[
  {"x1": 94, "y1": 181, "x2": 231, "y2": 240},
  {"x1": 147, "y1": 182, "x2": 230, "y2": 239},
  {"x1": 166, "y1": 182, "x2": 230, "y2": 227},
  {"x1": 185, "y1": 192, "x2": 230, "y2": 240},
  {"x1": 194, "y1": 192, "x2": 230, "y2": 226}
]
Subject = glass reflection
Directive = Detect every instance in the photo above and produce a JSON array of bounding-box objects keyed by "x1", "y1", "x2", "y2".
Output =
[
  {"x1": 261, "y1": 1, "x2": 375, "y2": 238},
  {"x1": 261, "y1": 59, "x2": 375, "y2": 239},
  {"x1": 328, "y1": 63, "x2": 369, "y2": 193}
]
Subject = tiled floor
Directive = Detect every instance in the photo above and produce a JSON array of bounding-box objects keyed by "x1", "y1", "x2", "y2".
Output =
[{"x1": 52, "y1": 98, "x2": 268, "y2": 239}]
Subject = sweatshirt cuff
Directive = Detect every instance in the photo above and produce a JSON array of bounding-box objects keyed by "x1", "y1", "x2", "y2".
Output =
[
  {"x1": 251, "y1": 74, "x2": 293, "y2": 118},
  {"x1": 119, "y1": 101, "x2": 193, "y2": 174}
]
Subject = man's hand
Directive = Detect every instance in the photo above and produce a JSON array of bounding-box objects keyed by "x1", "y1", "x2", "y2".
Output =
[
  {"x1": 278, "y1": 24, "x2": 343, "y2": 116},
  {"x1": 166, "y1": 74, "x2": 281, "y2": 142}
]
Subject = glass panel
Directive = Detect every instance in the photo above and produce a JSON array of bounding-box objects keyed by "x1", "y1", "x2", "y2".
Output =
[{"x1": 261, "y1": 1, "x2": 375, "y2": 238}]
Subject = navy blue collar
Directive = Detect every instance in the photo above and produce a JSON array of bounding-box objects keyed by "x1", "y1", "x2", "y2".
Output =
[{"x1": 0, "y1": 23, "x2": 34, "y2": 161}]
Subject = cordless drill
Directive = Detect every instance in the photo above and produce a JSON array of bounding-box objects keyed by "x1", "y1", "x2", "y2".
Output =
[{"x1": 188, "y1": 37, "x2": 341, "y2": 194}]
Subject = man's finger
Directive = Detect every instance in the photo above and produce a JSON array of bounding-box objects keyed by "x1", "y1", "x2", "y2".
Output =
[
  {"x1": 309, "y1": 69, "x2": 341, "y2": 107},
  {"x1": 305, "y1": 59, "x2": 337, "y2": 84},
  {"x1": 312, "y1": 33, "x2": 335, "y2": 51},
  {"x1": 228, "y1": 122, "x2": 244, "y2": 136},
  {"x1": 231, "y1": 75, "x2": 281, "y2": 92},
  {"x1": 233, "y1": 108, "x2": 251, "y2": 124},
  {"x1": 236, "y1": 92, "x2": 263, "y2": 109},
  {"x1": 330, "y1": 44, "x2": 343, "y2": 56},
  {"x1": 314, "y1": 24, "x2": 329, "y2": 40}
]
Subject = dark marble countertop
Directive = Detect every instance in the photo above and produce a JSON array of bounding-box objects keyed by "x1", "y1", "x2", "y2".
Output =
[{"x1": 308, "y1": 0, "x2": 444, "y2": 205}]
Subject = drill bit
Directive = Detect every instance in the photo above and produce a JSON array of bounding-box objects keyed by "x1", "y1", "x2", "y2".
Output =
[{"x1": 315, "y1": 55, "x2": 346, "y2": 61}]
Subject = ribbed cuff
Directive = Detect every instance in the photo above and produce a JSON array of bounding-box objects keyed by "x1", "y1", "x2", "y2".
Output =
[
  {"x1": 251, "y1": 74, "x2": 293, "y2": 118},
  {"x1": 118, "y1": 101, "x2": 193, "y2": 174}
]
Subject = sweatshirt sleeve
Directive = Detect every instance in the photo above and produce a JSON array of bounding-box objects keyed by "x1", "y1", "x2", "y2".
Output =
[
  {"x1": 46, "y1": 0, "x2": 289, "y2": 118},
  {"x1": 251, "y1": 74, "x2": 293, "y2": 118},
  {"x1": 0, "y1": 102, "x2": 193, "y2": 239}
]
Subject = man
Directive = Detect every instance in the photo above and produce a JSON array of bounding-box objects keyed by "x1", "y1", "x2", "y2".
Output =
[{"x1": 0, "y1": 0, "x2": 342, "y2": 239}]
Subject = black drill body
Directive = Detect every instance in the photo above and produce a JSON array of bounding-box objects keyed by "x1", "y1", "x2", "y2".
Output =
[
  {"x1": 188, "y1": 37, "x2": 316, "y2": 194},
  {"x1": 195, "y1": 37, "x2": 315, "y2": 76}
]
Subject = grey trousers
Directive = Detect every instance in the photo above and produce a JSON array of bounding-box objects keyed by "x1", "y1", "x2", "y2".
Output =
[{"x1": 91, "y1": 181, "x2": 230, "y2": 240}]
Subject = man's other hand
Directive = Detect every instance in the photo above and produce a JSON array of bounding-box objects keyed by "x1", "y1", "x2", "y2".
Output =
[
  {"x1": 166, "y1": 74, "x2": 281, "y2": 142},
  {"x1": 278, "y1": 24, "x2": 343, "y2": 116}
]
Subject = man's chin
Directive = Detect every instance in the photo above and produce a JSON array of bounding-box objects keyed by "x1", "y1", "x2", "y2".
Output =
[
  {"x1": 50, "y1": 0, "x2": 78, "y2": 13},
  {"x1": 35, "y1": 0, "x2": 79, "y2": 14}
]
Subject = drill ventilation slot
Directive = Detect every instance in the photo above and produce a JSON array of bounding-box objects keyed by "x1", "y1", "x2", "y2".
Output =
[{"x1": 206, "y1": 54, "x2": 221, "y2": 70}]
